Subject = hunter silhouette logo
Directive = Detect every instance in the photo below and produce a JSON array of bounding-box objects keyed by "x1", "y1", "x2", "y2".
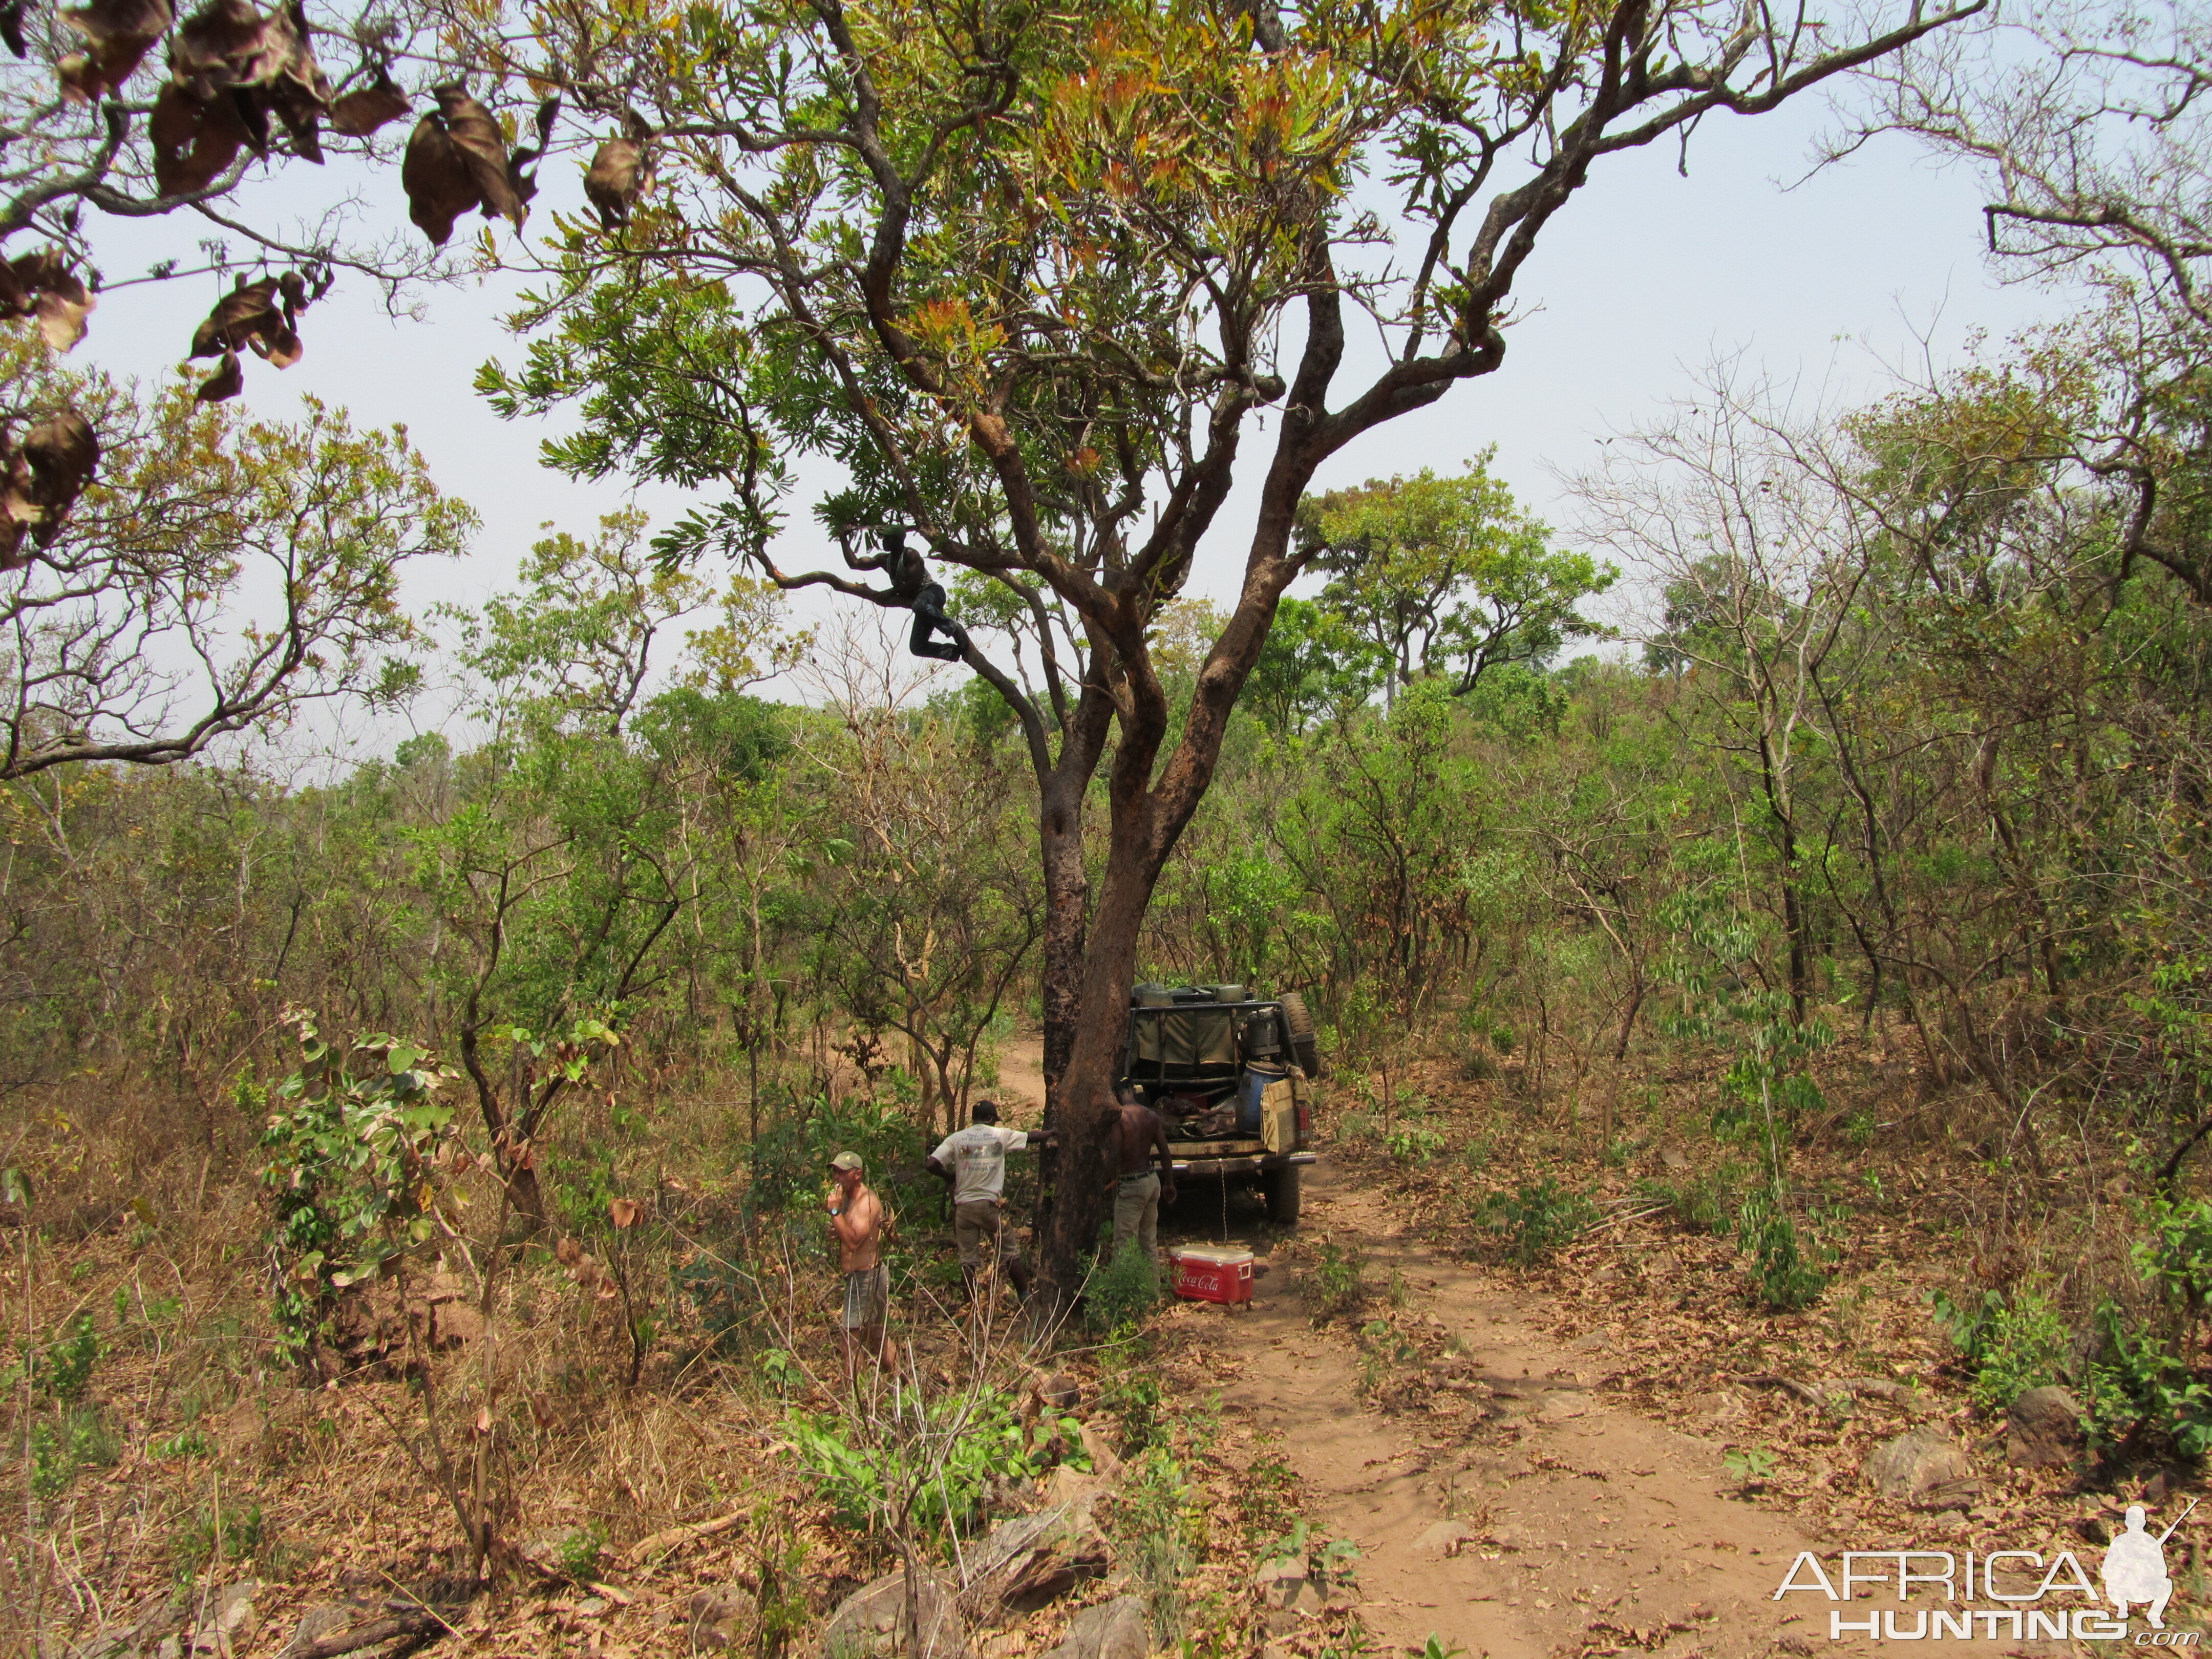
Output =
[{"x1": 2105, "y1": 1499, "x2": 2195, "y2": 1630}]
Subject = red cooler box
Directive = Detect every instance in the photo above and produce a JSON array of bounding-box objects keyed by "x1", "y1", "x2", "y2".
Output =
[{"x1": 1171, "y1": 1245, "x2": 1254, "y2": 1305}]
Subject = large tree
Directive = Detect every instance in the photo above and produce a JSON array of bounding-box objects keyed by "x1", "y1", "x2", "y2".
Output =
[
  {"x1": 471, "y1": 0, "x2": 1982, "y2": 1302},
  {"x1": 1296, "y1": 457, "x2": 1614, "y2": 710}
]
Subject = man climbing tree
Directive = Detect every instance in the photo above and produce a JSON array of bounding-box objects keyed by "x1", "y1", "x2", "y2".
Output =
[{"x1": 866, "y1": 530, "x2": 966, "y2": 663}]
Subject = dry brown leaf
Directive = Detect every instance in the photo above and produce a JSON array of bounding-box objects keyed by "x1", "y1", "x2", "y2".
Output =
[
  {"x1": 0, "y1": 444, "x2": 35, "y2": 570},
  {"x1": 400, "y1": 109, "x2": 477, "y2": 247},
  {"x1": 33, "y1": 282, "x2": 93, "y2": 352},
  {"x1": 330, "y1": 76, "x2": 408, "y2": 137},
  {"x1": 171, "y1": 0, "x2": 267, "y2": 98},
  {"x1": 169, "y1": 0, "x2": 329, "y2": 158},
  {"x1": 434, "y1": 86, "x2": 521, "y2": 226},
  {"x1": 151, "y1": 82, "x2": 249, "y2": 196},
  {"x1": 584, "y1": 135, "x2": 646, "y2": 229},
  {"x1": 191, "y1": 274, "x2": 280, "y2": 354},
  {"x1": 21, "y1": 410, "x2": 99, "y2": 545},
  {"x1": 0, "y1": 250, "x2": 96, "y2": 351},
  {"x1": 503, "y1": 94, "x2": 559, "y2": 212},
  {"x1": 58, "y1": 0, "x2": 172, "y2": 101},
  {"x1": 196, "y1": 347, "x2": 243, "y2": 402},
  {"x1": 554, "y1": 1235, "x2": 583, "y2": 1269},
  {"x1": 260, "y1": 0, "x2": 330, "y2": 157},
  {"x1": 609, "y1": 1197, "x2": 641, "y2": 1229}
]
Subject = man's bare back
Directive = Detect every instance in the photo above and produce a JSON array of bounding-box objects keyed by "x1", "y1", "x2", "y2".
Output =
[{"x1": 1114, "y1": 1099, "x2": 1173, "y2": 1183}]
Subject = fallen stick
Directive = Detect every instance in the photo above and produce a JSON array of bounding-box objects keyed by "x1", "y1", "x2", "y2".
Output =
[
  {"x1": 280, "y1": 1609, "x2": 451, "y2": 1659},
  {"x1": 618, "y1": 1507, "x2": 750, "y2": 1568},
  {"x1": 1737, "y1": 1372, "x2": 1827, "y2": 1408}
]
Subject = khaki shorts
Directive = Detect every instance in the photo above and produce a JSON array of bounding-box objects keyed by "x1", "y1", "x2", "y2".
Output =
[
  {"x1": 953, "y1": 1200, "x2": 1011, "y2": 1269},
  {"x1": 841, "y1": 1262, "x2": 889, "y2": 1330}
]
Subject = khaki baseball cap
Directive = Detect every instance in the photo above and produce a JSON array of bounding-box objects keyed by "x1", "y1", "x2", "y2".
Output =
[{"x1": 829, "y1": 1151, "x2": 864, "y2": 1173}]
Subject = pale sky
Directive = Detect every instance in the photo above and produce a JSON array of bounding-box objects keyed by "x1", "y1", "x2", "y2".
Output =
[{"x1": 68, "y1": 87, "x2": 2057, "y2": 753}]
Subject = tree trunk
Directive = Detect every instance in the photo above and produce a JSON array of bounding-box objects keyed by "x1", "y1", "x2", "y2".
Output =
[
  {"x1": 1034, "y1": 841, "x2": 1160, "y2": 1310},
  {"x1": 459, "y1": 1025, "x2": 551, "y2": 1234},
  {"x1": 1037, "y1": 776, "x2": 1089, "y2": 1104}
]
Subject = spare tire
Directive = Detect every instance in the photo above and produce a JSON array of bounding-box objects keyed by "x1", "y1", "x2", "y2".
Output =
[{"x1": 1279, "y1": 991, "x2": 1322, "y2": 1078}]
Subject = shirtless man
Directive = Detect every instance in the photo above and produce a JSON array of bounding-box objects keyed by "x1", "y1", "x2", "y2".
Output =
[
  {"x1": 826, "y1": 1151, "x2": 889, "y2": 1378},
  {"x1": 1109, "y1": 1084, "x2": 1177, "y2": 1262}
]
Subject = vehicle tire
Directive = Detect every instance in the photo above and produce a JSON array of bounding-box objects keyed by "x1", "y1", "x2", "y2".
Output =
[
  {"x1": 1279, "y1": 991, "x2": 1322, "y2": 1078},
  {"x1": 1263, "y1": 1163, "x2": 1302, "y2": 1224}
]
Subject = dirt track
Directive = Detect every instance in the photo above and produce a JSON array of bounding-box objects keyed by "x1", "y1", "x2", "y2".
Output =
[{"x1": 1154, "y1": 1160, "x2": 1878, "y2": 1659}]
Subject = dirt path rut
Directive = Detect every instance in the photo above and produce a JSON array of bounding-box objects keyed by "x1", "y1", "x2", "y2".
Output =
[{"x1": 1162, "y1": 1160, "x2": 1840, "y2": 1659}]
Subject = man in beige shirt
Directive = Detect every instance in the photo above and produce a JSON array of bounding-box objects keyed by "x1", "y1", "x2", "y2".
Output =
[
  {"x1": 926, "y1": 1100, "x2": 1039, "y2": 1300},
  {"x1": 826, "y1": 1151, "x2": 888, "y2": 1378}
]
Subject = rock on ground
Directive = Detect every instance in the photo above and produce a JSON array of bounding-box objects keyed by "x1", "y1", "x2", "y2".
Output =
[
  {"x1": 1412, "y1": 1519, "x2": 1473, "y2": 1558},
  {"x1": 2007, "y1": 1386, "x2": 2086, "y2": 1468},
  {"x1": 1864, "y1": 1428, "x2": 1981, "y2": 1507},
  {"x1": 1250, "y1": 1558, "x2": 1325, "y2": 1614},
  {"x1": 958, "y1": 1505, "x2": 1109, "y2": 1622},
  {"x1": 1041, "y1": 1596, "x2": 1147, "y2": 1659},
  {"x1": 688, "y1": 1586, "x2": 748, "y2": 1651},
  {"x1": 822, "y1": 1565, "x2": 964, "y2": 1659}
]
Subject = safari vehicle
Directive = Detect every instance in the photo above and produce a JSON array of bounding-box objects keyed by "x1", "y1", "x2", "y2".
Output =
[{"x1": 1120, "y1": 984, "x2": 1322, "y2": 1223}]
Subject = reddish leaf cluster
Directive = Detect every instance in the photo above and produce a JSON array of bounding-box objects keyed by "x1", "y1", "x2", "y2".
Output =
[
  {"x1": 188, "y1": 266, "x2": 325, "y2": 400},
  {"x1": 554, "y1": 1233, "x2": 620, "y2": 1300},
  {"x1": 0, "y1": 409, "x2": 99, "y2": 570}
]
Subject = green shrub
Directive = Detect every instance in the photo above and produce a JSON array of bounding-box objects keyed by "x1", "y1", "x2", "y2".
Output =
[
  {"x1": 1118, "y1": 1445, "x2": 1197, "y2": 1648},
  {"x1": 37, "y1": 1311, "x2": 101, "y2": 1401},
  {"x1": 1086, "y1": 1243, "x2": 1160, "y2": 1335},
  {"x1": 171, "y1": 1500, "x2": 265, "y2": 1580},
  {"x1": 787, "y1": 1387, "x2": 1083, "y2": 1543},
  {"x1": 153, "y1": 1426, "x2": 215, "y2": 1460},
  {"x1": 1635, "y1": 1158, "x2": 1746, "y2": 1237},
  {"x1": 28, "y1": 1405, "x2": 120, "y2": 1500},
  {"x1": 2079, "y1": 1199, "x2": 2212, "y2": 1457},
  {"x1": 676, "y1": 1246, "x2": 754, "y2": 1359},
  {"x1": 1355, "y1": 1318, "x2": 1421, "y2": 1396},
  {"x1": 1474, "y1": 1177, "x2": 1599, "y2": 1264},
  {"x1": 1263, "y1": 1518, "x2": 1360, "y2": 1590},
  {"x1": 258, "y1": 1010, "x2": 465, "y2": 1357},
  {"x1": 1096, "y1": 1350, "x2": 1163, "y2": 1455},
  {"x1": 1737, "y1": 1192, "x2": 1831, "y2": 1312},
  {"x1": 1932, "y1": 1286, "x2": 2070, "y2": 1410},
  {"x1": 746, "y1": 1093, "x2": 927, "y2": 1220},
  {"x1": 1384, "y1": 1120, "x2": 1445, "y2": 1165},
  {"x1": 2086, "y1": 1303, "x2": 2212, "y2": 1459},
  {"x1": 1301, "y1": 1241, "x2": 1366, "y2": 1322},
  {"x1": 1722, "y1": 1445, "x2": 1777, "y2": 1485},
  {"x1": 555, "y1": 1522, "x2": 607, "y2": 1582}
]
